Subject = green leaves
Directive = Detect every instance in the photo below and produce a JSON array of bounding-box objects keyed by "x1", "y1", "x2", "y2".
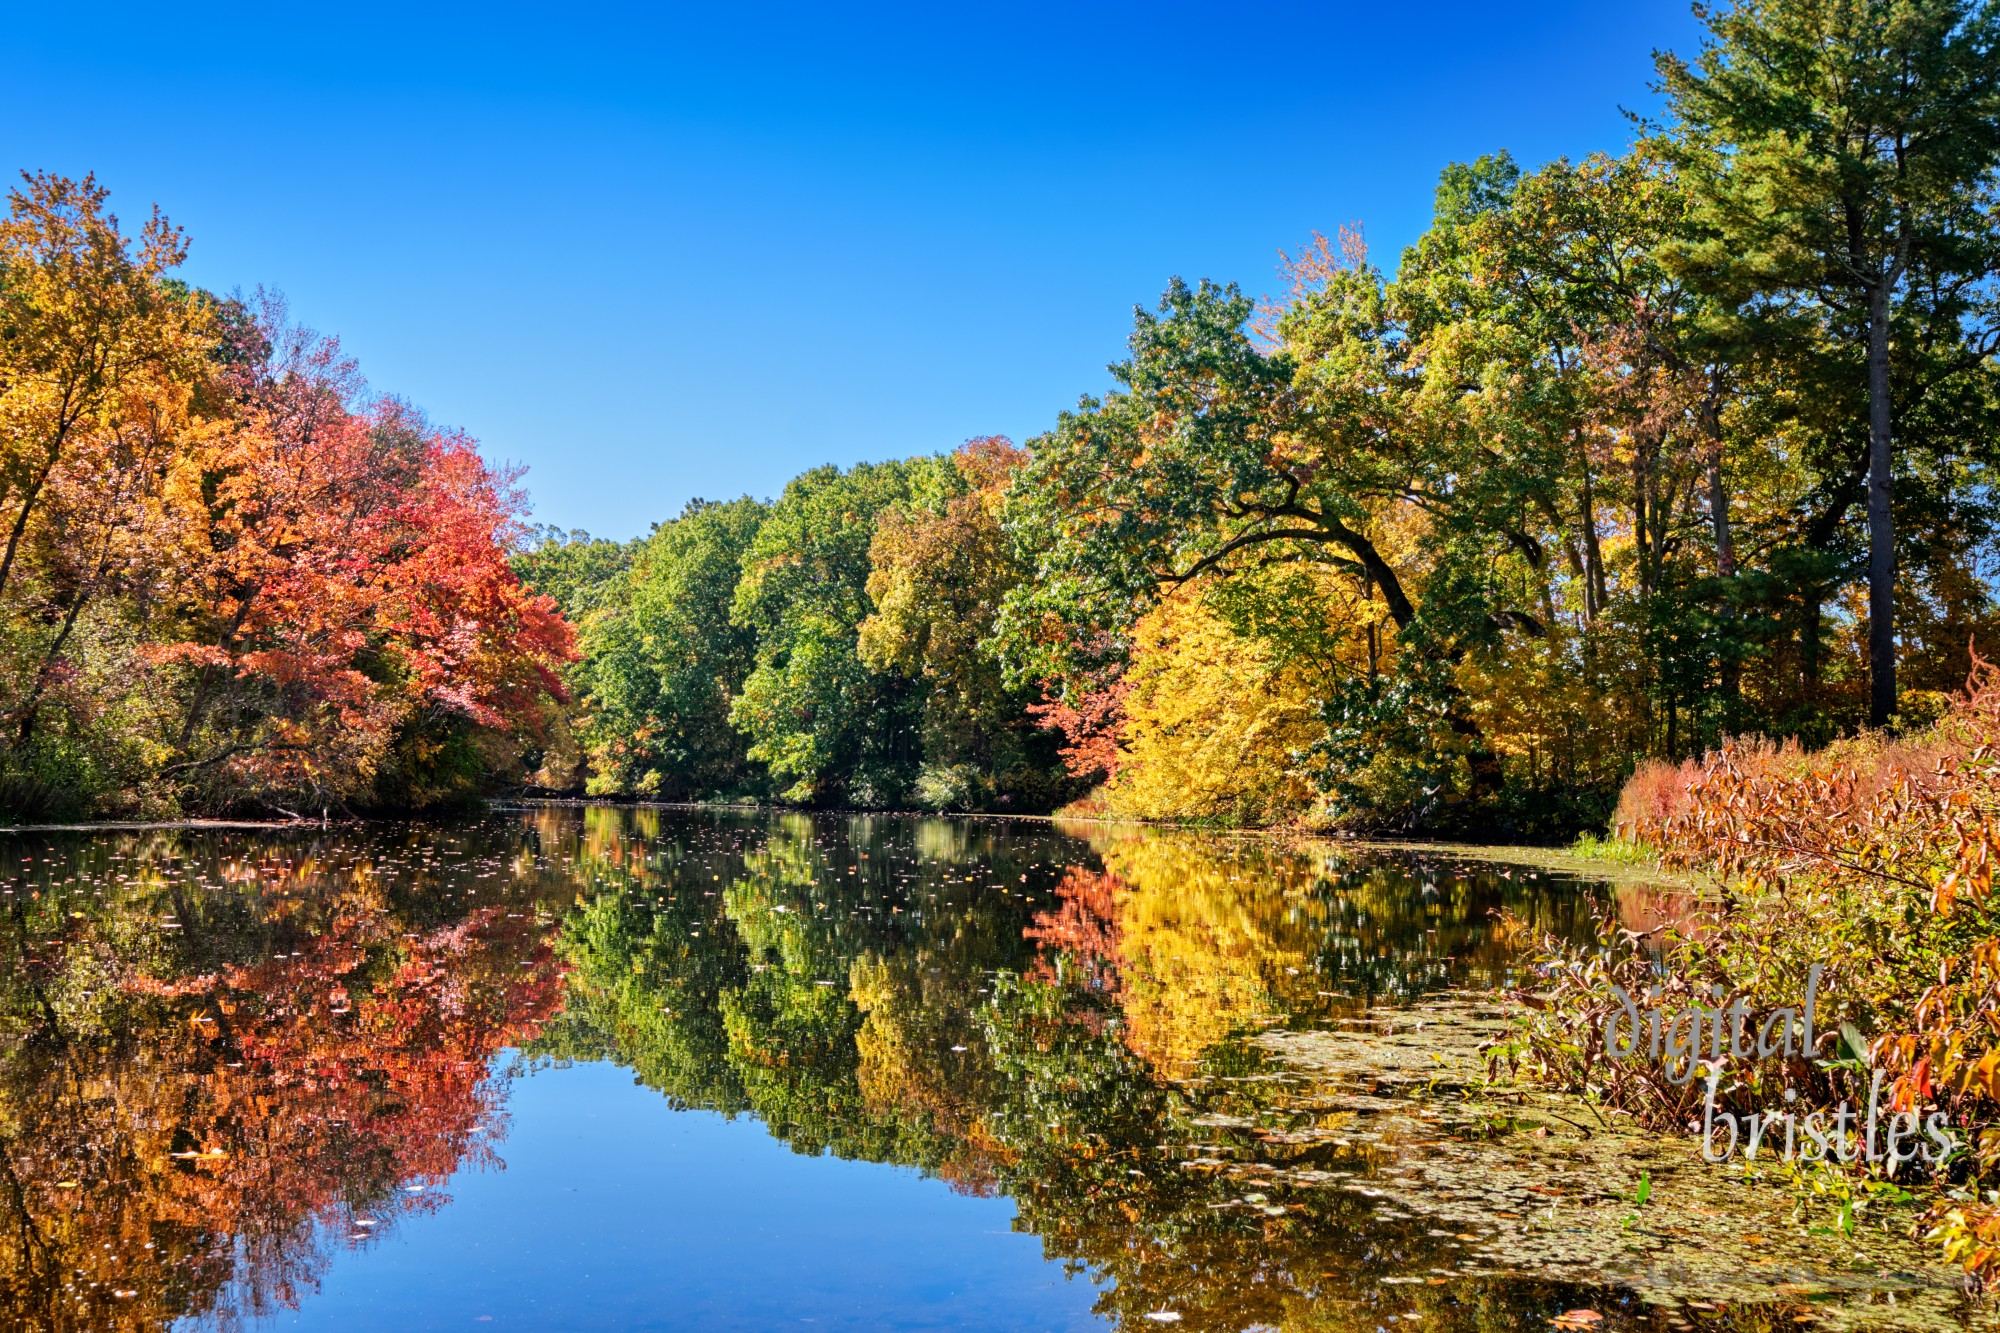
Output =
[{"x1": 730, "y1": 461, "x2": 936, "y2": 805}]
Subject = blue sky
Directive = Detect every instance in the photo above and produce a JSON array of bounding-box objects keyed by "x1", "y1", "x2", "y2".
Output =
[{"x1": 2, "y1": 1, "x2": 1705, "y2": 540}]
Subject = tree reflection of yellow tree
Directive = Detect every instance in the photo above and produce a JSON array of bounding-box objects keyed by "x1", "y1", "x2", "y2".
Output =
[{"x1": 1034, "y1": 827, "x2": 1611, "y2": 1078}]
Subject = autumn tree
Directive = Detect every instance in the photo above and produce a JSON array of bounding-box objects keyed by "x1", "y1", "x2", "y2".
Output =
[
  {"x1": 859, "y1": 437, "x2": 1076, "y2": 810},
  {"x1": 0, "y1": 173, "x2": 214, "y2": 811},
  {"x1": 148, "y1": 299, "x2": 575, "y2": 812},
  {"x1": 998, "y1": 271, "x2": 1554, "y2": 822}
]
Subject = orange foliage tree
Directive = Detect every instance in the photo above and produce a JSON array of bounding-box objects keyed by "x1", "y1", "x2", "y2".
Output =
[
  {"x1": 154, "y1": 303, "x2": 574, "y2": 809},
  {"x1": 0, "y1": 171, "x2": 576, "y2": 817}
]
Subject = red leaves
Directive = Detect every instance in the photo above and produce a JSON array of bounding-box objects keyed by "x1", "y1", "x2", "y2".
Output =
[
  {"x1": 159, "y1": 307, "x2": 577, "y2": 800},
  {"x1": 1028, "y1": 678, "x2": 1132, "y2": 781},
  {"x1": 1024, "y1": 867, "x2": 1128, "y2": 1021},
  {"x1": 375, "y1": 430, "x2": 577, "y2": 727},
  {"x1": 1605, "y1": 653, "x2": 2000, "y2": 1279}
]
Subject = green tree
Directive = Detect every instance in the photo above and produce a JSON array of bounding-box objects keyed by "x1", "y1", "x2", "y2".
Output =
[
  {"x1": 996, "y1": 274, "x2": 1553, "y2": 823},
  {"x1": 858, "y1": 438, "x2": 1076, "y2": 811},
  {"x1": 1657, "y1": 0, "x2": 2000, "y2": 724},
  {"x1": 731, "y1": 461, "x2": 945, "y2": 805},
  {"x1": 510, "y1": 527, "x2": 636, "y2": 791},
  {"x1": 996, "y1": 277, "x2": 1412, "y2": 687},
  {"x1": 583, "y1": 498, "x2": 769, "y2": 798},
  {"x1": 510, "y1": 526, "x2": 634, "y2": 619}
]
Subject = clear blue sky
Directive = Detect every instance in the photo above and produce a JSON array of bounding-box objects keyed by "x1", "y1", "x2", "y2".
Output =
[{"x1": 1, "y1": 1, "x2": 1705, "y2": 540}]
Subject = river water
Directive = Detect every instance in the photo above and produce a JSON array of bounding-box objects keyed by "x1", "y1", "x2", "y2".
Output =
[{"x1": 0, "y1": 805, "x2": 1984, "y2": 1331}]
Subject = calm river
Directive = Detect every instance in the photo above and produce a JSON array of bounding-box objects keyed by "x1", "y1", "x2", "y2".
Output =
[{"x1": 0, "y1": 806, "x2": 1983, "y2": 1331}]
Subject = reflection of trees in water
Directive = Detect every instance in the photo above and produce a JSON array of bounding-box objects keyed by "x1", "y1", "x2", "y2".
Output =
[
  {"x1": 0, "y1": 810, "x2": 1744, "y2": 1332},
  {"x1": 979, "y1": 974, "x2": 1581, "y2": 1332},
  {"x1": 542, "y1": 810, "x2": 1654, "y2": 1330},
  {"x1": 0, "y1": 825, "x2": 569, "y2": 1332},
  {"x1": 1028, "y1": 828, "x2": 1609, "y2": 1078},
  {"x1": 532, "y1": 809, "x2": 1068, "y2": 1181}
]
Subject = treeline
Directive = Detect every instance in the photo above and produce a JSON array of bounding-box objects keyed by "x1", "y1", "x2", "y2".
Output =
[
  {"x1": 0, "y1": 175, "x2": 573, "y2": 821},
  {"x1": 522, "y1": 0, "x2": 2000, "y2": 836},
  {"x1": 517, "y1": 440, "x2": 1083, "y2": 813}
]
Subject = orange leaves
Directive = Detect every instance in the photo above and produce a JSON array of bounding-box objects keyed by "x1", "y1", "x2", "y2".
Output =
[
  {"x1": 1025, "y1": 867, "x2": 1127, "y2": 996},
  {"x1": 375, "y1": 429, "x2": 577, "y2": 727},
  {"x1": 1936, "y1": 827, "x2": 1997, "y2": 915},
  {"x1": 154, "y1": 304, "x2": 576, "y2": 804},
  {"x1": 1959, "y1": 1048, "x2": 2000, "y2": 1102},
  {"x1": 1027, "y1": 679, "x2": 1131, "y2": 782}
]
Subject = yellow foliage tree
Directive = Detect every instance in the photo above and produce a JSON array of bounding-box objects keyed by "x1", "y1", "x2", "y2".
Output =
[{"x1": 1105, "y1": 569, "x2": 1374, "y2": 825}]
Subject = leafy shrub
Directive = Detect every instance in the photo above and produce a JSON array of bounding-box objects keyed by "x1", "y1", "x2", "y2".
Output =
[
  {"x1": 1509, "y1": 660, "x2": 2000, "y2": 1279},
  {"x1": 913, "y1": 763, "x2": 982, "y2": 812},
  {"x1": 1608, "y1": 757, "x2": 1695, "y2": 841}
]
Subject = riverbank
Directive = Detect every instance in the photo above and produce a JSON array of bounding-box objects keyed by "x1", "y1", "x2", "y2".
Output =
[
  {"x1": 3, "y1": 797, "x2": 1694, "y2": 899},
  {"x1": 0, "y1": 817, "x2": 330, "y2": 834}
]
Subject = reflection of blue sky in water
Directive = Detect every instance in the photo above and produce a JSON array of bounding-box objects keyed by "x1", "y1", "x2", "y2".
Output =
[{"x1": 254, "y1": 1058, "x2": 1104, "y2": 1333}]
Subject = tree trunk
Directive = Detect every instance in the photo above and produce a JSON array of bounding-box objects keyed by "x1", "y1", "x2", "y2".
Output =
[
  {"x1": 1801, "y1": 593, "x2": 1823, "y2": 712},
  {"x1": 16, "y1": 592, "x2": 91, "y2": 745},
  {"x1": 1323, "y1": 518, "x2": 1416, "y2": 631},
  {"x1": 1703, "y1": 388, "x2": 1739, "y2": 732},
  {"x1": 1580, "y1": 465, "x2": 1606, "y2": 621},
  {"x1": 1633, "y1": 449, "x2": 1652, "y2": 599},
  {"x1": 0, "y1": 458, "x2": 59, "y2": 610},
  {"x1": 1705, "y1": 403, "x2": 1735, "y2": 578},
  {"x1": 1866, "y1": 278, "x2": 1897, "y2": 727}
]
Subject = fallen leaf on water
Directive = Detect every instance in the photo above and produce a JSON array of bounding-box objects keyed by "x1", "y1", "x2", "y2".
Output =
[{"x1": 1552, "y1": 1313, "x2": 1603, "y2": 1329}]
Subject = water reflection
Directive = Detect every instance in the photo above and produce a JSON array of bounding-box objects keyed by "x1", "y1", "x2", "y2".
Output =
[
  {"x1": 0, "y1": 825, "x2": 570, "y2": 1330},
  {"x1": 0, "y1": 808, "x2": 1960, "y2": 1332},
  {"x1": 524, "y1": 807, "x2": 1634, "y2": 1330}
]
